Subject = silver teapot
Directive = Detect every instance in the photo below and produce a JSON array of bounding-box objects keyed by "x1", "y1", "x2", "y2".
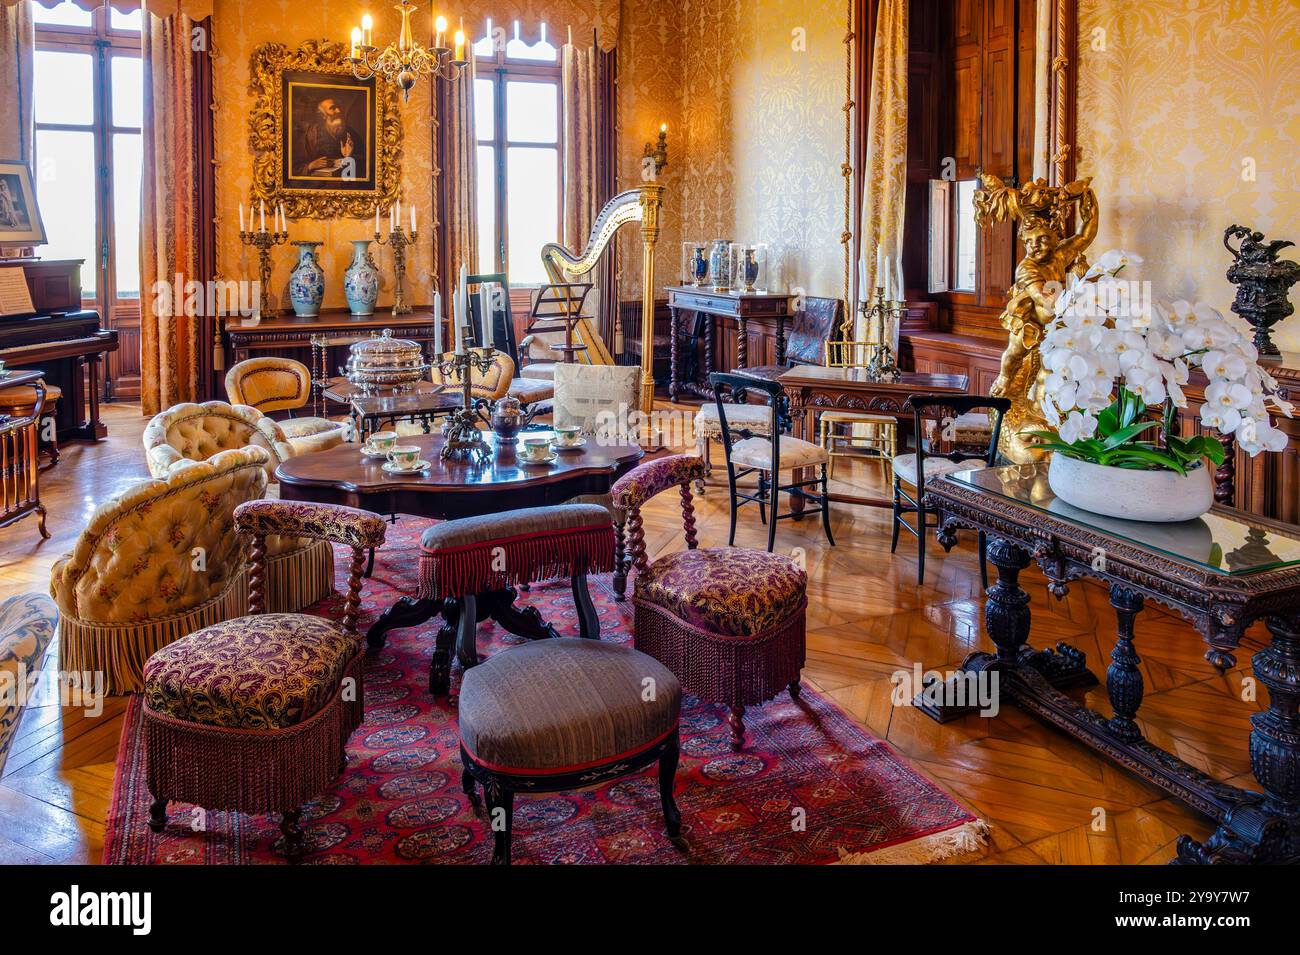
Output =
[{"x1": 477, "y1": 394, "x2": 537, "y2": 443}]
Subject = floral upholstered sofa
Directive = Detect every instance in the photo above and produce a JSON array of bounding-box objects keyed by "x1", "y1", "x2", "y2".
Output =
[{"x1": 0, "y1": 594, "x2": 57, "y2": 774}]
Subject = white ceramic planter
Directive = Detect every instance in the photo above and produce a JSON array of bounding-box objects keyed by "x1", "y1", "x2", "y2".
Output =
[{"x1": 1047, "y1": 452, "x2": 1214, "y2": 523}]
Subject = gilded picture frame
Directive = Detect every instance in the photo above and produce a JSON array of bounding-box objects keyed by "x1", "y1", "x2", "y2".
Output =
[{"x1": 248, "y1": 39, "x2": 403, "y2": 220}]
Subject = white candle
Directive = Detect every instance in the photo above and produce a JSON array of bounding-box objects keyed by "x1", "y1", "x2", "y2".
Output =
[
  {"x1": 279, "y1": 203, "x2": 286, "y2": 232},
  {"x1": 896, "y1": 258, "x2": 905, "y2": 303},
  {"x1": 260, "y1": 200, "x2": 266, "y2": 232},
  {"x1": 479, "y1": 285, "x2": 491, "y2": 347},
  {"x1": 433, "y1": 290, "x2": 443, "y2": 355},
  {"x1": 238, "y1": 203, "x2": 245, "y2": 232},
  {"x1": 374, "y1": 206, "x2": 380, "y2": 235},
  {"x1": 395, "y1": 200, "x2": 401, "y2": 232},
  {"x1": 875, "y1": 246, "x2": 883, "y2": 288},
  {"x1": 410, "y1": 204, "x2": 416, "y2": 234},
  {"x1": 882, "y1": 259, "x2": 891, "y2": 300}
]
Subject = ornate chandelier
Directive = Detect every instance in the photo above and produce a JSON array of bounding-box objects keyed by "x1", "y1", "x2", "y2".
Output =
[{"x1": 346, "y1": 1, "x2": 467, "y2": 101}]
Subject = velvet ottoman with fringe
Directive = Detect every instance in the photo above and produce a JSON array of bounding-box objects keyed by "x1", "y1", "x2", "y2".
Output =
[{"x1": 142, "y1": 651, "x2": 363, "y2": 814}]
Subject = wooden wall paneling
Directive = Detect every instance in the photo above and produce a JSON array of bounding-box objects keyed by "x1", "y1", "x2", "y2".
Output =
[{"x1": 108, "y1": 302, "x2": 141, "y2": 398}]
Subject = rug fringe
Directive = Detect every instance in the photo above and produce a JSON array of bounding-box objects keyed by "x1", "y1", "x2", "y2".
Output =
[{"x1": 834, "y1": 819, "x2": 990, "y2": 865}]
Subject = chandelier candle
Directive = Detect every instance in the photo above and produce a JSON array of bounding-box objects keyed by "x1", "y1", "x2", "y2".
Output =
[{"x1": 346, "y1": 2, "x2": 468, "y2": 100}]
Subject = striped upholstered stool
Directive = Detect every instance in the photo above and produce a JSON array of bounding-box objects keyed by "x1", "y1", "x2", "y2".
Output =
[
  {"x1": 458, "y1": 637, "x2": 682, "y2": 864},
  {"x1": 417, "y1": 503, "x2": 615, "y2": 695}
]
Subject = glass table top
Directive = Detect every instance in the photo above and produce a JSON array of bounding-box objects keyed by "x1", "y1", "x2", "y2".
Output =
[{"x1": 948, "y1": 463, "x2": 1300, "y2": 576}]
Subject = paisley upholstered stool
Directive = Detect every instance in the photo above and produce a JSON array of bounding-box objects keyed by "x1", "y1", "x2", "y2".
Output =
[
  {"x1": 613, "y1": 454, "x2": 809, "y2": 751},
  {"x1": 458, "y1": 637, "x2": 682, "y2": 865},
  {"x1": 141, "y1": 499, "x2": 385, "y2": 859},
  {"x1": 415, "y1": 503, "x2": 615, "y2": 695}
]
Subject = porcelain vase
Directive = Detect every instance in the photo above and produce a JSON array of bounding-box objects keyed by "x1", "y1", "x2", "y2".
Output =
[
  {"x1": 288, "y1": 241, "x2": 325, "y2": 317},
  {"x1": 343, "y1": 239, "x2": 380, "y2": 316},
  {"x1": 1047, "y1": 452, "x2": 1214, "y2": 523}
]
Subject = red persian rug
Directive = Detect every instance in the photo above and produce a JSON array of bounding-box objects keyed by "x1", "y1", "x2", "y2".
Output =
[{"x1": 104, "y1": 518, "x2": 987, "y2": 865}]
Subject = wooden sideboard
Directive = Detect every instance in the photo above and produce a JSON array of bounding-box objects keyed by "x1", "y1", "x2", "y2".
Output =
[{"x1": 903, "y1": 328, "x2": 1300, "y2": 524}]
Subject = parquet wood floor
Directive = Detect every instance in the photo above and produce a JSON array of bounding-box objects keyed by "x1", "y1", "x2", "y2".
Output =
[{"x1": 0, "y1": 399, "x2": 1256, "y2": 864}]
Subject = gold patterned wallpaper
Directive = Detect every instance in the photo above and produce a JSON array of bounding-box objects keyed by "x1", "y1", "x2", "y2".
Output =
[
  {"x1": 212, "y1": 0, "x2": 435, "y2": 311},
  {"x1": 1076, "y1": 0, "x2": 1300, "y2": 350}
]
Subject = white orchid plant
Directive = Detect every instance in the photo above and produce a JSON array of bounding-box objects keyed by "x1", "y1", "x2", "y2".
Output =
[{"x1": 1029, "y1": 250, "x2": 1294, "y2": 474}]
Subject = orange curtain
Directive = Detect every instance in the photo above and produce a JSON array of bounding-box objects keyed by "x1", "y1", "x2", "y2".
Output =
[
  {"x1": 0, "y1": 1, "x2": 33, "y2": 167},
  {"x1": 140, "y1": 11, "x2": 200, "y2": 415},
  {"x1": 442, "y1": 53, "x2": 478, "y2": 282},
  {"x1": 857, "y1": 0, "x2": 907, "y2": 338},
  {"x1": 6, "y1": 0, "x2": 214, "y2": 18}
]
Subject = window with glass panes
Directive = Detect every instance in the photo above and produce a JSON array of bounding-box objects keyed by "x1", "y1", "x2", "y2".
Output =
[
  {"x1": 472, "y1": 20, "x2": 561, "y2": 286},
  {"x1": 31, "y1": 0, "x2": 142, "y2": 307}
]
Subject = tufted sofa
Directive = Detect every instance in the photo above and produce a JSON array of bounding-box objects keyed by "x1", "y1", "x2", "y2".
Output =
[
  {"x1": 142, "y1": 400, "x2": 335, "y2": 619},
  {"x1": 224, "y1": 358, "x2": 349, "y2": 456},
  {"x1": 144, "y1": 400, "x2": 294, "y2": 484},
  {"x1": 51, "y1": 447, "x2": 269, "y2": 695},
  {"x1": 0, "y1": 594, "x2": 57, "y2": 775}
]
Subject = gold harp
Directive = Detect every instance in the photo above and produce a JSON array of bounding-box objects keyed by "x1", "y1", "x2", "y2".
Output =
[{"x1": 539, "y1": 184, "x2": 664, "y2": 413}]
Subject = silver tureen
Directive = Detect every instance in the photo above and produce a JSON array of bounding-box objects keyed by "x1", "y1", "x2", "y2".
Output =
[{"x1": 344, "y1": 328, "x2": 430, "y2": 394}]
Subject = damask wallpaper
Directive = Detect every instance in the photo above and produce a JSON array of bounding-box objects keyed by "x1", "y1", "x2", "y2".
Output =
[{"x1": 1076, "y1": 0, "x2": 1300, "y2": 350}]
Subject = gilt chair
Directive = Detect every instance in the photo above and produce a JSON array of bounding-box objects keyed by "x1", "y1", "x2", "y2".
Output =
[
  {"x1": 224, "y1": 357, "x2": 349, "y2": 455},
  {"x1": 143, "y1": 401, "x2": 335, "y2": 613},
  {"x1": 710, "y1": 372, "x2": 834, "y2": 553},
  {"x1": 142, "y1": 499, "x2": 386, "y2": 859},
  {"x1": 892, "y1": 395, "x2": 1007, "y2": 587},
  {"x1": 0, "y1": 594, "x2": 57, "y2": 776},
  {"x1": 612, "y1": 454, "x2": 809, "y2": 750},
  {"x1": 51, "y1": 447, "x2": 268, "y2": 694}
]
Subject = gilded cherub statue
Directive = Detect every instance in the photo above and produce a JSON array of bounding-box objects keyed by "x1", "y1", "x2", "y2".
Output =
[{"x1": 974, "y1": 174, "x2": 1099, "y2": 462}]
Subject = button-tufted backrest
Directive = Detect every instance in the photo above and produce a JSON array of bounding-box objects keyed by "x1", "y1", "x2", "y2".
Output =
[
  {"x1": 224, "y1": 357, "x2": 312, "y2": 414},
  {"x1": 49, "y1": 446, "x2": 270, "y2": 624},
  {"x1": 432, "y1": 350, "x2": 516, "y2": 400},
  {"x1": 143, "y1": 400, "x2": 293, "y2": 483}
]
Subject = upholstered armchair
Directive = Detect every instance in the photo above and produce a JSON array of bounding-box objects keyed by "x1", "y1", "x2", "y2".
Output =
[
  {"x1": 144, "y1": 400, "x2": 293, "y2": 484},
  {"x1": 224, "y1": 358, "x2": 349, "y2": 455},
  {"x1": 51, "y1": 447, "x2": 269, "y2": 695},
  {"x1": 143, "y1": 401, "x2": 336, "y2": 617},
  {"x1": 431, "y1": 349, "x2": 516, "y2": 401},
  {"x1": 0, "y1": 594, "x2": 57, "y2": 775}
]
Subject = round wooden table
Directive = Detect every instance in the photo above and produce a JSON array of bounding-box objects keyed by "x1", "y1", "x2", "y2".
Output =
[{"x1": 276, "y1": 431, "x2": 645, "y2": 690}]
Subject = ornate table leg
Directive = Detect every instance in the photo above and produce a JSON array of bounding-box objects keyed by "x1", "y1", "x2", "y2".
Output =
[
  {"x1": 984, "y1": 537, "x2": 1033, "y2": 666},
  {"x1": 703, "y1": 315, "x2": 715, "y2": 397},
  {"x1": 480, "y1": 587, "x2": 561, "y2": 642},
  {"x1": 776, "y1": 313, "x2": 787, "y2": 366},
  {"x1": 366, "y1": 596, "x2": 441, "y2": 650},
  {"x1": 1107, "y1": 586, "x2": 1145, "y2": 743},
  {"x1": 737, "y1": 316, "x2": 748, "y2": 370},
  {"x1": 1215, "y1": 433, "x2": 1236, "y2": 506},
  {"x1": 669, "y1": 306, "x2": 682, "y2": 402},
  {"x1": 1177, "y1": 612, "x2": 1300, "y2": 863}
]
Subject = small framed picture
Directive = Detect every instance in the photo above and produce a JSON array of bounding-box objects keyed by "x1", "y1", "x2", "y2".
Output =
[{"x1": 0, "y1": 160, "x2": 46, "y2": 247}]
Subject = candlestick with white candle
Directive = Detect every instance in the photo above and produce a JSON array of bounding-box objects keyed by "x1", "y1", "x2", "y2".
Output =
[
  {"x1": 479, "y1": 285, "x2": 491, "y2": 348},
  {"x1": 433, "y1": 290, "x2": 443, "y2": 356},
  {"x1": 260, "y1": 200, "x2": 266, "y2": 233}
]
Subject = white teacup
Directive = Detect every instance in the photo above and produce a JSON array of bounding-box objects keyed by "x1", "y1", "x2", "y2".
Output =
[
  {"x1": 367, "y1": 430, "x2": 397, "y2": 452},
  {"x1": 387, "y1": 445, "x2": 421, "y2": 469},
  {"x1": 520, "y1": 437, "x2": 552, "y2": 461},
  {"x1": 555, "y1": 425, "x2": 583, "y2": 448}
]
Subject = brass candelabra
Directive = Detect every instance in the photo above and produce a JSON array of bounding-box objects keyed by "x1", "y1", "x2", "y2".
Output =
[
  {"x1": 375, "y1": 225, "x2": 417, "y2": 316},
  {"x1": 435, "y1": 345, "x2": 496, "y2": 463},
  {"x1": 859, "y1": 286, "x2": 904, "y2": 383},
  {"x1": 239, "y1": 227, "x2": 289, "y2": 319}
]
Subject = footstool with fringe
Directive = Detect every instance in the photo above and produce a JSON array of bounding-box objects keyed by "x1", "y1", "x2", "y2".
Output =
[
  {"x1": 417, "y1": 502, "x2": 615, "y2": 695},
  {"x1": 140, "y1": 499, "x2": 386, "y2": 859}
]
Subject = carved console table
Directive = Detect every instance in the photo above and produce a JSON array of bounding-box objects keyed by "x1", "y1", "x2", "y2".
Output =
[
  {"x1": 665, "y1": 286, "x2": 792, "y2": 401},
  {"x1": 925, "y1": 462, "x2": 1300, "y2": 865}
]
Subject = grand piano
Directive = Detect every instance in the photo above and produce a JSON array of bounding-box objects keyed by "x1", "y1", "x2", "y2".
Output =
[{"x1": 0, "y1": 258, "x2": 117, "y2": 440}]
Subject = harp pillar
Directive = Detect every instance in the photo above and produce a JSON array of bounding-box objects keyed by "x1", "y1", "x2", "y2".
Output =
[{"x1": 637, "y1": 184, "x2": 664, "y2": 417}]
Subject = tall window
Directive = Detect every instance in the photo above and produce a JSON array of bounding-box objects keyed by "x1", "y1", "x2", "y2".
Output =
[
  {"x1": 473, "y1": 20, "x2": 561, "y2": 285},
  {"x1": 31, "y1": 0, "x2": 143, "y2": 311}
]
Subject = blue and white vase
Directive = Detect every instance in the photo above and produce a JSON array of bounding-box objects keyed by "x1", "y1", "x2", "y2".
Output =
[
  {"x1": 288, "y1": 241, "x2": 325, "y2": 317},
  {"x1": 343, "y1": 239, "x2": 380, "y2": 316}
]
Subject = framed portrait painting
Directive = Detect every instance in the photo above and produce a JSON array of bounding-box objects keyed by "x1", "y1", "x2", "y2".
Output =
[
  {"x1": 249, "y1": 40, "x2": 402, "y2": 220},
  {"x1": 0, "y1": 160, "x2": 47, "y2": 247}
]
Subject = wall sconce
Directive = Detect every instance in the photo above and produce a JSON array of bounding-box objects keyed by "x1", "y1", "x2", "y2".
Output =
[{"x1": 643, "y1": 123, "x2": 668, "y2": 176}]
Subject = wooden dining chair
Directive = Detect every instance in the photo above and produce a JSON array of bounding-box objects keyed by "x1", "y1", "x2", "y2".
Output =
[
  {"x1": 708, "y1": 372, "x2": 834, "y2": 553},
  {"x1": 892, "y1": 394, "x2": 1009, "y2": 587}
]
